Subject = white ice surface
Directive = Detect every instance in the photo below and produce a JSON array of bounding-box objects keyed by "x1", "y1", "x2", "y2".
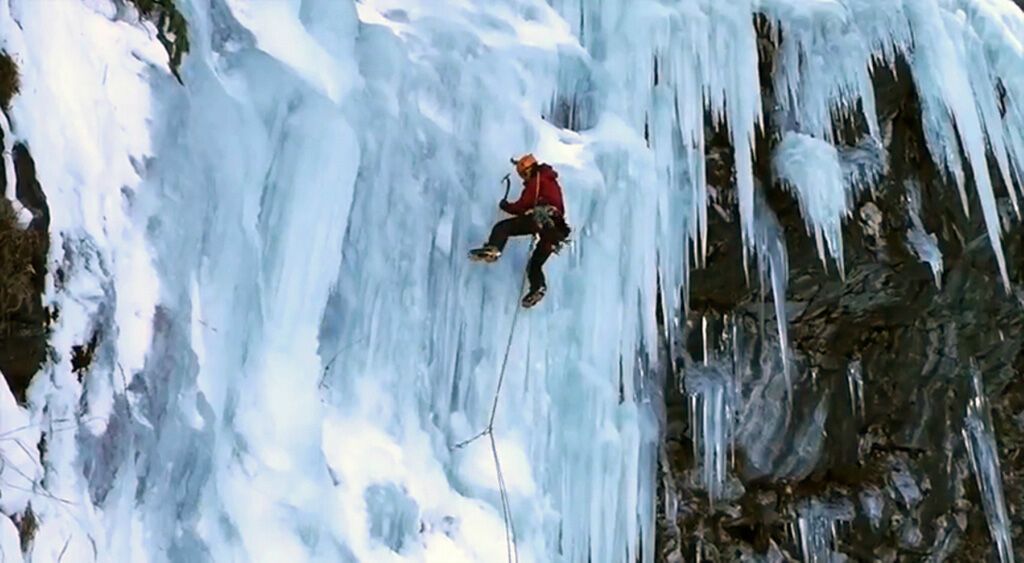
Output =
[{"x1": 0, "y1": 1, "x2": 1021, "y2": 562}]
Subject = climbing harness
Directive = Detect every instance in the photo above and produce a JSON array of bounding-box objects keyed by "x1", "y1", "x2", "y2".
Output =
[
  {"x1": 526, "y1": 204, "x2": 572, "y2": 254},
  {"x1": 521, "y1": 165, "x2": 572, "y2": 254},
  {"x1": 528, "y1": 204, "x2": 559, "y2": 229}
]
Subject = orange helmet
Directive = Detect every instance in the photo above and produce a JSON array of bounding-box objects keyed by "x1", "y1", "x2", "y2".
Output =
[{"x1": 513, "y1": 153, "x2": 538, "y2": 178}]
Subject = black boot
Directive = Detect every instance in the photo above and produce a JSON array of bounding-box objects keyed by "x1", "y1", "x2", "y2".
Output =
[
  {"x1": 469, "y1": 245, "x2": 501, "y2": 263},
  {"x1": 521, "y1": 285, "x2": 546, "y2": 308}
]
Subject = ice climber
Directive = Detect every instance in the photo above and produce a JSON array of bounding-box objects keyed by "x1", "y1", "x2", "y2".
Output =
[{"x1": 469, "y1": 153, "x2": 571, "y2": 308}]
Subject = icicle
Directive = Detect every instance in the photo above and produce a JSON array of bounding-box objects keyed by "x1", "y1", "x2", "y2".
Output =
[
  {"x1": 846, "y1": 359, "x2": 864, "y2": 419},
  {"x1": 797, "y1": 516, "x2": 814, "y2": 563},
  {"x1": 742, "y1": 241, "x2": 751, "y2": 287},
  {"x1": 795, "y1": 499, "x2": 854, "y2": 563},
  {"x1": 690, "y1": 393, "x2": 699, "y2": 464},
  {"x1": 726, "y1": 316, "x2": 739, "y2": 470},
  {"x1": 701, "y1": 314, "x2": 709, "y2": 366},
  {"x1": 905, "y1": 0, "x2": 1012, "y2": 291},
  {"x1": 860, "y1": 487, "x2": 885, "y2": 529},
  {"x1": 752, "y1": 189, "x2": 792, "y2": 400},
  {"x1": 684, "y1": 363, "x2": 735, "y2": 505},
  {"x1": 9, "y1": 1, "x2": 1024, "y2": 561},
  {"x1": 960, "y1": 21, "x2": 1021, "y2": 220},
  {"x1": 905, "y1": 180, "x2": 944, "y2": 288},
  {"x1": 840, "y1": 135, "x2": 888, "y2": 192},
  {"x1": 773, "y1": 132, "x2": 853, "y2": 277},
  {"x1": 963, "y1": 363, "x2": 1015, "y2": 562}
]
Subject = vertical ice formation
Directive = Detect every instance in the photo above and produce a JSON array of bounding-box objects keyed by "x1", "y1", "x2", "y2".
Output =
[
  {"x1": 846, "y1": 359, "x2": 864, "y2": 419},
  {"x1": 761, "y1": 0, "x2": 885, "y2": 142},
  {"x1": 904, "y1": 0, "x2": 1018, "y2": 291},
  {"x1": 905, "y1": 180, "x2": 944, "y2": 287},
  {"x1": 751, "y1": 190, "x2": 792, "y2": 391},
  {"x1": 729, "y1": 319, "x2": 829, "y2": 482},
  {"x1": 773, "y1": 132, "x2": 852, "y2": 276},
  {"x1": 0, "y1": 1, "x2": 1021, "y2": 562},
  {"x1": 549, "y1": 0, "x2": 763, "y2": 322},
  {"x1": 859, "y1": 488, "x2": 885, "y2": 530},
  {"x1": 0, "y1": 1, "x2": 167, "y2": 560},
  {"x1": 961, "y1": 0, "x2": 1024, "y2": 219},
  {"x1": 963, "y1": 364, "x2": 1015, "y2": 563},
  {"x1": 683, "y1": 363, "x2": 736, "y2": 505},
  {"x1": 839, "y1": 136, "x2": 888, "y2": 193},
  {"x1": 795, "y1": 498, "x2": 854, "y2": 563},
  {"x1": 763, "y1": 0, "x2": 1020, "y2": 291},
  {"x1": 771, "y1": 131, "x2": 887, "y2": 280},
  {"x1": 890, "y1": 458, "x2": 924, "y2": 509}
]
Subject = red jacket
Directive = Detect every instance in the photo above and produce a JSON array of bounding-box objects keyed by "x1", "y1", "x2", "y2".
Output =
[{"x1": 500, "y1": 164, "x2": 565, "y2": 216}]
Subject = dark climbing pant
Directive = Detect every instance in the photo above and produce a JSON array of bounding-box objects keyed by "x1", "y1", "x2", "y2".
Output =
[{"x1": 486, "y1": 212, "x2": 569, "y2": 292}]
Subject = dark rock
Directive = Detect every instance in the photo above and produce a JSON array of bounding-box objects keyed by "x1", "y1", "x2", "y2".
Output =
[
  {"x1": 657, "y1": 14, "x2": 1024, "y2": 562},
  {"x1": 0, "y1": 141, "x2": 50, "y2": 403},
  {"x1": 0, "y1": 50, "x2": 18, "y2": 111}
]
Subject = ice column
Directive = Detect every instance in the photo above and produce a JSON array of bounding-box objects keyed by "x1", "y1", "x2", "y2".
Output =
[
  {"x1": 796, "y1": 498, "x2": 854, "y2": 563},
  {"x1": 683, "y1": 363, "x2": 736, "y2": 504},
  {"x1": 963, "y1": 364, "x2": 1015, "y2": 563}
]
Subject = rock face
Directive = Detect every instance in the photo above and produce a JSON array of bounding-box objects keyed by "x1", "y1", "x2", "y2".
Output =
[
  {"x1": 656, "y1": 26, "x2": 1023, "y2": 563},
  {"x1": 0, "y1": 132, "x2": 50, "y2": 403}
]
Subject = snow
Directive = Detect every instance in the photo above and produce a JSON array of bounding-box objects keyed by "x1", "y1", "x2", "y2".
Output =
[
  {"x1": 0, "y1": 0, "x2": 169, "y2": 560},
  {"x1": 0, "y1": 513, "x2": 24, "y2": 563},
  {"x1": 0, "y1": 0, "x2": 1021, "y2": 562},
  {"x1": 0, "y1": 378, "x2": 40, "y2": 517}
]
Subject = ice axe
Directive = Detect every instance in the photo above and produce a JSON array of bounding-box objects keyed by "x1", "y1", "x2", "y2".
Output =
[
  {"x1": 500, "y1": 172, "x2": 512, "y2": 201},
  {"x1": 499, "y1": 156, "x2": 521, "y2": 200}
]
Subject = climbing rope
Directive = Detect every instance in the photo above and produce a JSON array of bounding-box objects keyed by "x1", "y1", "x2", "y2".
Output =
[
  {"x1": 449, "y1": 163, "x2": 548, "y2": 563},
  {"x1": 450, "y1": 241, "x2": 532, "y2": 563}
]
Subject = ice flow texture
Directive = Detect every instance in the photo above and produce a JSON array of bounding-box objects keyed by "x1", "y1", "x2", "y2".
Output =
[{"x1": 0, "y1": 0, "x2": 1021, "y2": 562}]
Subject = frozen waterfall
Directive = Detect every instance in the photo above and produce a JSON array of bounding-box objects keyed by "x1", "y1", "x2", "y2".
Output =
[{"x1": 1, "y1": 0, "x2": 1022, "y2": 562}]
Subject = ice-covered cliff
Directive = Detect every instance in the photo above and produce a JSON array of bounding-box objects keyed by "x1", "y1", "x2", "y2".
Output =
[{"x1": 0, "y1": 1, "x2": 1021, "y2": 562}]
